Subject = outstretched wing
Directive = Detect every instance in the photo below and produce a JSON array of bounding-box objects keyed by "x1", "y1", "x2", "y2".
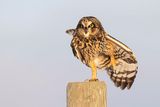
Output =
[{"x1": 105, "y1": 34, "x2": 138, "y2": 90}]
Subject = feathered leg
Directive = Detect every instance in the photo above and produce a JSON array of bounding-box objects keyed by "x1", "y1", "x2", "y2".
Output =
[
  {"x1": 107, "y1": 42, "x2": 117, "y2": 69},
  {"x1": 89, "y1": 61, "x2": 98, "y2": 81}
]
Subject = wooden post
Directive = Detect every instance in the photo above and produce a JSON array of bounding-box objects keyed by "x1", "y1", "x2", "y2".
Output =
[{"x1": 67, "y1": 81, "x2": 107, "y2": 107}]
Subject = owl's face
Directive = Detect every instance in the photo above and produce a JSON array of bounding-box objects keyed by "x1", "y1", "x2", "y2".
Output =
[{"x1": 76, "y1": 16, "x2": 103, "y2": 38}]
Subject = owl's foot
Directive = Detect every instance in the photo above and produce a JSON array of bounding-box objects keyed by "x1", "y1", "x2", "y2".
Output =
[
  {"x1": 107, "y1": 56, "x2": 118, "y2": 70},
  {"x1": 89, "y1": 78, "x2": 99, "y2": 82}
]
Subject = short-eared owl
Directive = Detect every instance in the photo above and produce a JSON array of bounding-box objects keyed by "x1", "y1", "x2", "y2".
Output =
[{"x1": 66, "y1": 16, "x2": 138, "y2": 90}]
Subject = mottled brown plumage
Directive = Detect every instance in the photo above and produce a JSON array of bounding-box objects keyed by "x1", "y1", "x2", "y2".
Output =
[{"x1": 66, "y1": 16, "x2": 138, "y2": 90}]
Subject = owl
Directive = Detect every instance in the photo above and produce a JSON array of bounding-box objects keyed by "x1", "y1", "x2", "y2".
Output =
[{"x1": 66, "y1": 16, "x2": 138, "y2": 90}]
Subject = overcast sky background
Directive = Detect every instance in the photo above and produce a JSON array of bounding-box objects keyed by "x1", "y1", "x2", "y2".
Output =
[{"x1": 0, "y1": 0, "x2": 160, "y2": 107}]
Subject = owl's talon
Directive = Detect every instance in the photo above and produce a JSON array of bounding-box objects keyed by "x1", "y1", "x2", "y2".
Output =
[{"x1": 89, "y1": 78, "x2": 99, "y2": 82}]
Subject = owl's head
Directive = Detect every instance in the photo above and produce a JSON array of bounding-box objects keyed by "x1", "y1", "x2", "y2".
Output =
[{"x1": 76, "y1": 16, "x2": 103, "y2": 38}]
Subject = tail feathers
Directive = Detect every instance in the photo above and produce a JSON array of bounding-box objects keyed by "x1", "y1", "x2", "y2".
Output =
[{"x1": 107, "y1": 67, "x2": 137, "y2": 90}]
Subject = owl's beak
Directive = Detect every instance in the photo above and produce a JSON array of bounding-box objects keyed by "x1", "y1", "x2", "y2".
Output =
[
  {"x1": 84, "y1": 27, "x2": 88, "y2": 34},
  {"x1": 84, "y1": 30, "x2": 88, "y2": 34}
]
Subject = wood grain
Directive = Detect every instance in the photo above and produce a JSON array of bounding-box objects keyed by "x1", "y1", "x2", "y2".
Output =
[{"x1": 67, "y1": 81, "x2": 107, "y2": 107}]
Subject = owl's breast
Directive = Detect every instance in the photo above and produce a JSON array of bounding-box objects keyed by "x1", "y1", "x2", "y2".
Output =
[{"x1": 71, "y1": 37, "x2": 103, "y2": 66}]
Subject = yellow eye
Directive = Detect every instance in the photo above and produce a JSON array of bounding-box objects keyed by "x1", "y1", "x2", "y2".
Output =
[{"x1": 89, "y1": 23, "x2": 95, "y2": 28}]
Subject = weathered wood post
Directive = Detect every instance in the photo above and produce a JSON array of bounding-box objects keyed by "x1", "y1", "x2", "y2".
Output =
[{"x1": 67, "y1": 81, "x2": 107, "y2": 107}]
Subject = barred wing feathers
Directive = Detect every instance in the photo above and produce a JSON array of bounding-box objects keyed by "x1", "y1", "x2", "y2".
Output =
[{"x1": 105, "y1": 34, "x2": 138, "y2": 90}]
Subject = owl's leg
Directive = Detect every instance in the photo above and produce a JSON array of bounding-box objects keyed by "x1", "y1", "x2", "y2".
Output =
[
  {"x1": 110, "y1": 55, "x2": 117, "y2": 69},
  {"x1": 107, "y1": 42, "x2": 117, "y2": 69},
  {"x1": 106, "y1": 55, "x2": 117, "y2": 70},
  {"x1": 89, "y1": 62, "x2": 98, "y2": 81}
]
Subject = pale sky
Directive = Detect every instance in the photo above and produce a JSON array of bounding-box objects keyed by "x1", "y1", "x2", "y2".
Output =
[{"x1": 0, "y1": 0, "x2": 160, "y2": 107}]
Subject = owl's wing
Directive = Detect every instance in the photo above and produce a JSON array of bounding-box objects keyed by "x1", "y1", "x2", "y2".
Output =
[
  {"x1": 105, "y1": 34, "x2": 138, "y2": 90},
  {"x1": 66, "y1": 29, "x2": 76, "y2": 36}
]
